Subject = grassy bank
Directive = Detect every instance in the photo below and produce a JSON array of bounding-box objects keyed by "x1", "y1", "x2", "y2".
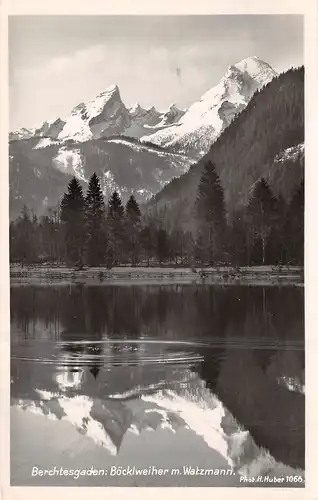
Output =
[{"x1": 10, "y1": 264, "x2": 304, "y2": 287}]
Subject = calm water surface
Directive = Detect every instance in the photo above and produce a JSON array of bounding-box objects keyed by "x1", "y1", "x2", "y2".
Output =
[{"x1": 10, "y1": 285, "x2": 305, "y2": 486}]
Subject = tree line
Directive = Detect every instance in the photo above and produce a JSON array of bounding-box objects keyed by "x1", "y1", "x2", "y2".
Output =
[
  {"x1": 194, "y1": 161, "x2": 303, "y2": 266},
  {"x1": 10, "y1": 163, "x2": 303, "y2": 268}
]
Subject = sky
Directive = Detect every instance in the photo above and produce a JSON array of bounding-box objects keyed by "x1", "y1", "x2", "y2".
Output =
[{"x1": 9, "y1": 15, "x2": 303, "y2": 130}]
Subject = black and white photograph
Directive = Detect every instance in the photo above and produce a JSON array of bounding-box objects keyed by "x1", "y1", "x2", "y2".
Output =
[{"x1": 5, "y1": 8, "x2": 311, "y2": 490}]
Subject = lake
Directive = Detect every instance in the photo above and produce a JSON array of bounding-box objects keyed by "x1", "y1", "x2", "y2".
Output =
[{"x1": 10, "y1": 284, "x2": 305, "y2": 487}]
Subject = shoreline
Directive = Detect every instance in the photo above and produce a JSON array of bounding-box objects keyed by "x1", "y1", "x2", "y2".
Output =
[{"x1": 10, "y1": 265, "x2": 304, "y2": 287}]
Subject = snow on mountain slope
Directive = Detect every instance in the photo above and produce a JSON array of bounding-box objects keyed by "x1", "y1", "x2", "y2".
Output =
[
  {"x1": 154, "y1": 104, "x2": 185, "y2": 128},
  {"x1": 10, "y1": 91, "x2": 184, "y2": 146},
  {"x1": 35, "y1": 118, "x2": 66, "y2": 139},
  {"x1": 34, "y1": 137, "x2": 61, "y2": 149},
  {"x1": 275, "y1": 143, "x2": 304, "y2": 163},
  {"x1": 58, "y1": 85, "x2": 131, "y2": 142},
  {"x1": 9, "y1": 55, "x2": 281, "y2": 217},
  {"x1": 125, "y1": 103, "x2": 185, "y2": 139},
  {"x1": 142, "y1": 56, "x2": 277, "y2": 156},
  {"x1": 9, "y1": 56, "x2": 274, "y2": 149},
  {"x1": 129, "y1": 103, "x2": 161, "y2": 126},
  {"x1": 9, "y1": 127, "x2": 37, "y2": 142},
  {"x1": 9, "y1": 133, "x2": 193, "y2": 217},
  {"x1": 10, "y1": 85, "x2": 132, "y2": 145},
  {"x1": 10, "y1": 118, "x2": 67, "y2": 142}
]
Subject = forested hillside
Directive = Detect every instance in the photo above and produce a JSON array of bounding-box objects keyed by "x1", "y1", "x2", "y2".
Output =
[{"x1": 149, "y1": 67, "x2": 304, "y2": 231}]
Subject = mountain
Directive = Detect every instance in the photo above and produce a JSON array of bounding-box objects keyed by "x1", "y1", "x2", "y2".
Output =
[
  {"x1": 129, "y1": 103, "x2": 161, "y2": 125},
  {"x1": 58, "y1": 85, "x2": 131, "y2": 142},
  {"x1": 9, "y1": 127, "x2": 37, "y2": 142},
  {"x1": 9, "y1": 135, "x2": 192, "y2": 218},
  {"x1": 9, "y1": 56, "x2": 292, "y2": 219},
  {"x1": 9, "y1": 85, "x2": 190, "y2": 217},
  {"x1": 148, "y1": 66, "x2": 304, "y2": 232},
  {"x1": 11, "y1": 56, "x2": 274, "y2": 149},
  {"x1": 9, "y1": 118, "x2": 67, "y2": 143},
  {"x1": 154, "y1": 104, "x2": 185, "y2": 127},
  {"x1": 125, "y1": 103, "x2": 162, "y2": 139},
  {"x1": 10, "y1": 89, "x2": 184, "y2": 145},
  {"x1": 126, "y1": 103, "x2": 185, "y2": 139},
  {"x1": 142, "y1": 56, "x2": 277, "y2": 157}
]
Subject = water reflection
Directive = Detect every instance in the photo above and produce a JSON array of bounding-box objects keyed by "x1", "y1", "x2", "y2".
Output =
[{"x1": 11, "y1": 284, "x2": 304, "y2": 485}]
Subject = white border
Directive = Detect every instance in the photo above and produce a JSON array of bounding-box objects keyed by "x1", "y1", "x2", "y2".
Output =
[{"x1": 1, "y1": 1, "x2": 317, "y2": 499}]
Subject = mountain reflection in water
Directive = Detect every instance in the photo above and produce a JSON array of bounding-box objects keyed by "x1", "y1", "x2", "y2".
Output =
[{"x1": 11, "y1": 284, "x2": 305, "y2": 485}]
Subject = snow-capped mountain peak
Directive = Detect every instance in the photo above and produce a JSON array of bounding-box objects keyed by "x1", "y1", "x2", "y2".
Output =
[
  {"x1": 156, "y1": 104, "x2": 185, "y2": 127},
  {"x1": 129, "y1": 102, "x2": 160, "y2": 121},
  {"x1": 129, "y1": 102, "x2": 144, "y2": 114},
  {"x1": 58, "y1": 84, "x2": 131, "y2": 142},
  {"x1": 233, "y1": 56, "x2": 277, "y2": 85},
  {"x1": 141, "y1": 56, "x2": 277, "y2": 156}
]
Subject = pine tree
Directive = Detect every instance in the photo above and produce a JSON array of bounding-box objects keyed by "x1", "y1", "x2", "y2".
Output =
[
  {"x1": 266, "y1": 194, "x2": 287, "y2": 264},
  {"x1": 246, "y1": 178, "x2": 277, "y2": 265},
  {"x1": 156, "y1": 228, "x2": 170, "y2": 265},
  {"x1": 60, "y1": 177, "x2": 85, "y2": 267},
  {"x1": 140, "y1": 224, "x2": 155, "y2": 266},
  {"x1": 107, "y1": 191, "x2": 125, "y2": 265},
  {"x1": 15, "y1": 206, "x2": 34, "y2": 266},
  {"x1": 227, "y1": 212, "x2": 248, "y2": 266},
  {"x1": 85, "y1": 173, "x2": 106, "y2": 266},
  {"x1": 39, "y1": 215, "x2": 51, "y2": 262},
  {"x1": 30, "y1": 212, "x2": 40, "y2": 263},
  {"x1": 284, "y1": 180, "x2": 304, "y2": 264},
  {"x1": 9, "y1": 221, "x2": 16, "y2": 263},
  {"x1": 170, "y1": 229, "x2": 184, "y2": 265},
  {"x1": 48, "y1": 206, "x2": 62, "y2": 264},
  {"x1": 195, "y1": 161, "x2": 226, "y2": 265},
  {"x1": 125, "y1": 195, "x2": 141, "y2": 266}
]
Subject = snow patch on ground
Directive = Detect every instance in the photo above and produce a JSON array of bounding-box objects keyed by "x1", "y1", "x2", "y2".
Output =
[
  {"x1": 275, "y1": 143, "x2": 304, "y2": 163},
  {"x1": 277, "y1": 376, "x2": 305, "y2": 395},
  {"x1": 102, "y1": 170, "x2": 121, "y2": 196},
  {"x1": 137, "y1": 188, "x2": 153, "y2": 199},
  {"x1": 54, "y1": 147, "x2": 86, "y2": 181},
  {"x1": 107, "y1": 138, "x2": 145, "y2": 152},
  {"x1": 33, "y1": 137, "x2": 60, "y2": 149},
  {"x1": 33, "y1": 168, "x2": 42, "y2": 178},
  {"x1": 58, "y1": 114, "x2": 93, "y2": 142}
]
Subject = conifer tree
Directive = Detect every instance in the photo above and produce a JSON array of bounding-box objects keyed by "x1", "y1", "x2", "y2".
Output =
[
  {"x1": 85, "y1": 173, "x2": 106, "y2": 266},
  {"x1": 60, "y1": 177, "x2": 85, "y2": 267},
  {"x1": 284, "y1": 180, "x2": 304, "y2": 264},
  {"x1": 15, "y1": 206, "x2": 34, "y2": 266},
  {"x1": 30, "y1": 212, "x2": 40, "y2": 263},
  {"x1": 170, "y1": 229, "x2": 188, "y2": 265},
  {"x1": 140, "y1": 224, "x2": 155, "y2": 266},
  {"x1": 195, "y1": 161, "x2": 226, "y2": 265},
  {"x1": 107, "y1": 191, "x2": 125, "y2": 265},
  {"x1": 9, "y1": 221, "x2": 16, "y2": 263},
  {"x1": 227, "y1": 212, "x2": 248, "y2": 266},
  {"x1": 156, "y1": 228, "x2": 170, "y2": 265},
  {"x1": 246, "y1": 178, "x2": 277, "y2": 265},
  {"x1": 125, "y1": 195, "x2": 141, "y2": 265},
  {"x1": 267, "y1": 194, "x2": 287, "y2": 264}
]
